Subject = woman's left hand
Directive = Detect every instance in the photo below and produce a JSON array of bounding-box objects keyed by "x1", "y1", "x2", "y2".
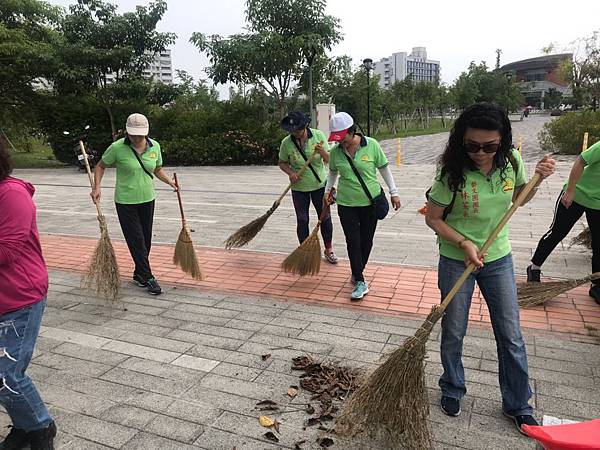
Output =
[
  {"x1": 535, "y1": 155, "x2": 556, "y2": 179},
  {"x1": 169, "y1": 179, "x2": 179, "y2": 192},
  {"x1": 391, "y1": 195, "x2": 401, "y2": 210}
]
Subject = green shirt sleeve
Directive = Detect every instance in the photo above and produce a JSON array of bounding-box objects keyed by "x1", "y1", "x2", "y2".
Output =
[
  {"x1": 101, "y1": 143, "x2": 117, "y2": 166},
  {"x1": 512, "y1": 149, "x2": 526, "y2": 187},
  {"x1": 581, "y1": 140, "x2": 600, "y2": 165},
  {"x1": 156, "y1": 143, "x2": 163, "y2": 168},
  {"x1": 278, "y1": 138, "x2": 290, "y2": 163},
  {"x1": 429, "y1": 174, "x2": 453, "y2": 207},
  {"x1": 374, "y1": 140, "x2": 388, "y2": 168}
]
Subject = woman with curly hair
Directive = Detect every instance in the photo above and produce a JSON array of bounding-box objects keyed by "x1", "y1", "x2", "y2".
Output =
[
  {"x1": 425, "y1": 103, "x2": 555, "y2": 434},
  {"x1": 0, "y1": 140, "x2": 57, "y2": 449}
]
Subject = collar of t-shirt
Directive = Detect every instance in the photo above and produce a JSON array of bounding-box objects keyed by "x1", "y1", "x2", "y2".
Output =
[
  {"x1": 124, "y1": 135, "x2": 154, "y2": 152},
  {"x1": 290, "y1": 128, "x2": 313, "y2": 151}
]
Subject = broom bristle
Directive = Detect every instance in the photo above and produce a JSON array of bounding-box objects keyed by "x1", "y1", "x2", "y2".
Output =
[
  {"x1": 82, "y1": 216, "x2": 121, "y2": 303},
  {"x1": 281, "y1": 227, "x2": 322, "y2": 277},
  {"x1": 174, "y1": 227, "x2": 204, "y2": 280},
  {"x1": 518, "y1": 273, "x2": 600, "y2": 308},
  {"x1": 224, "y1": 202, "x2": 279, "y2": 249},
  {"x1": 570, "y1": 228, "x2": 592, "y2": 249},
  {"x1": 336, "y1": 308, "x2": 441, "y2": 450}
]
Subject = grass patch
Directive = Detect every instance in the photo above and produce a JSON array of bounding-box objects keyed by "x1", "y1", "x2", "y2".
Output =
[
  {"x1": 374, "y1": 119, "x2": 454, "y2": 141},
  {"x1": 10, "y1": 139, "x2": 67, "y2": 169}
]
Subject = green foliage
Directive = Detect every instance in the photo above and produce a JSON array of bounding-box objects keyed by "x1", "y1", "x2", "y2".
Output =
[
  {"x1": 191, "y1": 0, "x2": 341, "y2": 115},
  {"x1": 539, "y1": 110, "x2": 600, "y2": 154},
  {"x1": 544, "y1": 87, "x2": 563, "y2": 109}
]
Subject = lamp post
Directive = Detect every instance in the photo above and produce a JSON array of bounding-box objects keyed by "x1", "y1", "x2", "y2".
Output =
[
  {"x1": 506, "y1": 72, "x2": 513, "y2": 115},
  {"x1": 307, "y1": 47, "x2": 318, "y2": 128},
  {"x1": 363, "y1": 58, "x2": 373, "y2": 136}
]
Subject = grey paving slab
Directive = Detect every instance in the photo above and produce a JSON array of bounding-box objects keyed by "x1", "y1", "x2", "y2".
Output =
[{"x1": 3, "y1": 270, "x2": 597, "y2": 449}]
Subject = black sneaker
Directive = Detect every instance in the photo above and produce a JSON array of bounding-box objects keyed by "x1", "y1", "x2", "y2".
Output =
[
  {"x1": 503, "y1": 412, "x2": 538, "y2": 436},
  {"x1": 590, "y1": 284, "x2": 600, "y2": 305},
  {"x1": 0, "y1": 426, "x2": 29, "y2": 450},
  {"x1": 27, "y1": 421, "x2": 57, "y2": 450},
  {"x1": 132, "y1": 273, "x2": 147, "y2": 287},
  {"x1": 146, "y1": 278, "x2": 162, "y2": 295},
  {"x1": 440, "y1": 396, "x2": 461, "y2": 417},
  {"x1": 526, "y1": 265, "x2": 541, "y2": 283}
]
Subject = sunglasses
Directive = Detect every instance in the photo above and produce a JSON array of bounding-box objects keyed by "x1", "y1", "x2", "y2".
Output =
[{"x1": 463, "y1": 141, "x2": 501, "y2": 154}]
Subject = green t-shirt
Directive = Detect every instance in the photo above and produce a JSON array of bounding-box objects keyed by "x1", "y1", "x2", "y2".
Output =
[
  {"x1": 429, "y1": 149, "x2": 526, "y2": 263},
  {"x1": 328, "y1": 135, "x2": 388, "y2": 207},
  {"x1": 562, "y1": 140, "x2": 600, "y2": 209},
  {"x1": 278, "y1": 128, "x2": 330, "y2": 192},
  {"x1": 101, "y1": 137, "x2": 163, "y2": 204}
]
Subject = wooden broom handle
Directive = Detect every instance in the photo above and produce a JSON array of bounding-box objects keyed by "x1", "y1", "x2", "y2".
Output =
[
  {"x1": 80, "y1": 140, "x2": 103, "y2": 218},
  {"x1": 275, "y1": 143, "x2": 322, "y2": 204},
  {"x1": 439, "y1": 173, "x2": 542, "y2": 312},
  {"x1": 173, "y1": 173, "x2": 186, "y2": 225}
]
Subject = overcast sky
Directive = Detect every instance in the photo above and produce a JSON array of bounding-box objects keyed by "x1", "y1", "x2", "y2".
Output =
[{"x1": 48, "y1": 0, "x2": 600, "y2": 97}]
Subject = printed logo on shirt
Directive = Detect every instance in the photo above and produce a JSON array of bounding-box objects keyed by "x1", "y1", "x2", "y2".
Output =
[
  {"x1": 502, "y1": 179, "x2": 514, "y2": 192},
  {"x1": 148, "y1": 151, "x2": 158, "y2": 159},
  {"x1": 361, "y1": 155, "x2": 370, "y2": 162}
]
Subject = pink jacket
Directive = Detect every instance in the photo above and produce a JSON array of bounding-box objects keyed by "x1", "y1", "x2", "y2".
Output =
[{"x1": 0, "y1": 177, "x2": 48, "y2": 314}]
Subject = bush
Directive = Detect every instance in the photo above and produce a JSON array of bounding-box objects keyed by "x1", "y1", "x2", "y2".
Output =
[{"x1": 539, "y1": 110, "x2": 600, "y2": 154}]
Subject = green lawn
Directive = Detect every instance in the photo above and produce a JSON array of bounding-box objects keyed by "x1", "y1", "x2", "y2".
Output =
[
  {"x1": 10, "y1": 140, "x2": 67, "y2": 169},
  {"x1": 374, "y1": 119, "x2": 454, "y2": 141}
]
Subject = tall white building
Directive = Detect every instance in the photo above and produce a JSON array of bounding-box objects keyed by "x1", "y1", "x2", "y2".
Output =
[
  {"x1": 142, "y1": 49, "x2": 173, "y2": 84},
  {"x1": 105, "y1": 49, "x2": 174, "y2": 84},
  {"x1": 373, "y1": 47, "x2": 440, "y2": 88}
]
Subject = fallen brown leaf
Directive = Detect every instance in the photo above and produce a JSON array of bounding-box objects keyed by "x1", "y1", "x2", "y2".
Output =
[
  {"x1": 259, "y1": 416, "x2": 275, "y2": 427},
  {"x1": 306, "y1": 417, "x2": 321, "y2": 427},
  {"x1": 294, "y1": 440, "x2": 307, "y2": 449},
  {"x1": 305, "y1": 404, "x2": 315, "y2": 414},
  {"x1": 256, "y1": 400, "x2": 277, "y2": 406},
  {"x1": 287, "y1": 386, "x2": 298, "y2": 398},
  {"x1": 261, "y1": 353, "x2": 271, "y2": 361},
  {"x1": 317, "y1": 437, "x2": 334, "y2": 448}
]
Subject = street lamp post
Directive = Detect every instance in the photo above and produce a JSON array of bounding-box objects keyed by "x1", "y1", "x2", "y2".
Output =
[
  {"x1": 363, "y1": 58, "x2": 373, "y2": 136},
  {"x1": 506, "y1": 72, "x2": 513, "y2": 115}
]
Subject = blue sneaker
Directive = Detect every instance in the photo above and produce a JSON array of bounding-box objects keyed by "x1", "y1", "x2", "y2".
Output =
[{"x1": 351, "y1": 281, "x2": 369, "y2": 300}]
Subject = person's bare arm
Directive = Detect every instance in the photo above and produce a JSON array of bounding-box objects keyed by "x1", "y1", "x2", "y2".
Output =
[{"x1": 90, "y1": 161, "x2": 105, "y2": 203}]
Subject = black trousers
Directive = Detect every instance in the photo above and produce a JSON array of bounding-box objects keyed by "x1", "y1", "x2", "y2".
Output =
[
  {"x1": 291, "y1": 187, "x2": 333, "y2": 247},
  {"x1": 532, "y1": 192, "x2": 600, "y2": 285},
  {"x1": 115, "y1": 200, "x2": 155, "y2": 281},
  {"x1": 337, "y1": 204, "x2": 378, "y2": 282}
]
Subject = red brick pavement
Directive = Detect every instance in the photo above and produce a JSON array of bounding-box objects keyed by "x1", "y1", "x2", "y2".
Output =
[{"x1": 41, "y1": 234, "x2": 600, "y2": 338}]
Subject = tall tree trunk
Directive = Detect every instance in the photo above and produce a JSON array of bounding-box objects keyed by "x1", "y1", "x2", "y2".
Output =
[{"x1": 104, "y1": 104, "x2": 117, "y2": 141}]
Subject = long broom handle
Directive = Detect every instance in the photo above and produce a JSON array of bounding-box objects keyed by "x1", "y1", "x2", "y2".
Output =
[
  {"x1": 80, "y1": 140, "x2": 103, "y2": 218},
  {"x1": 173, "y1": 173, "x2": 186, "y2": 226},
  {"x1": 275, "y1": 143, "x2": 322, "y2": 204},
  {"x1": 438, "y1": 172, "x2": 542, "y2": 313}
]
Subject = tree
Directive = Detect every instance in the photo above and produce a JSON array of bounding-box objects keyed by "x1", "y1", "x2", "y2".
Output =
[
  {"x1": 191, "y1": 0, "x2": 341, "y2": 116},
  {"x1": 51, "y1": 0, "x2": 176, "y2": 138},
  {"x1": 0, "y1": 0, "x2": 62, "y2": 131},
  {"x1": 543, "y1": 87, "x2": 563, "y2": 109}
]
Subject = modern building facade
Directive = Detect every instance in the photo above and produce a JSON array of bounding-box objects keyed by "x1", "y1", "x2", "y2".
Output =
[
  {"x1": 105, "y1": 49, "x2": 174, "y2": 84},
  {"x1": 499, "y1": 53, "x2": 572, "y2": 108},
  {"x1": 373, "y1": 47, "x2": 440, "y2": 88}
]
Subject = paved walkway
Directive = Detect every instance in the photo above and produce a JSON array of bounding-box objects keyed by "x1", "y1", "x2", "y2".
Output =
[
  {"x1": 40, "y1": 234, "x2": 600, "y2": 338},
  {"x1": 1, "y1": 269, "x2": 597, "y2": 449}
]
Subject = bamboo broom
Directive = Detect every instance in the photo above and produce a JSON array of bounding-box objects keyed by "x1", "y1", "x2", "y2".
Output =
[
  {"x1": 518, "y1": 273, "x2": 600, "y2": 308},
  {"x1": 173, "y1": 173, "x2": 204, "y2": 280},
  {"x1": 224, "y1": 145, "x2": 321, "y2": 249},
  {"x1": 570, "y1": 227, "x2": 592, "y2": 249},
  {"x1": 336, "y1": 173, "x2": 542, "y2": 450},
  {"x1": 80, "y1": 141, "x2": 121, "y2": 303},
  {"x1": 281, "y1": 190, "x2": 334, "y2": 276}
]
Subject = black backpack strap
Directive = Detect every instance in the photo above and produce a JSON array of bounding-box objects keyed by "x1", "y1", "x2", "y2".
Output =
[
  {"x1": 129, "y1": 146, "x2": 154, "y2": 179},
  {"x1": 343, "y1": 152, "x2": 375, "y2": 203},
  {"x1": 292, "y1": 137, "x2": 322, "y2": 184}
]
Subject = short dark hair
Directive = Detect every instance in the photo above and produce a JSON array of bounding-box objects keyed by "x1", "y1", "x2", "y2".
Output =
[{"x1": 0, "y1": 139, "x2": 14, "y2": 182}]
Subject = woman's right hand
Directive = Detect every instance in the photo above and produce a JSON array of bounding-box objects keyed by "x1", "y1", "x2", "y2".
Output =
[
  {"x1": 289, "y1": 173, "x2": 300, "y2": 184},
  {"x1": 90, "y1": 188, "x2": 101, "y2": 204},
  {"x1": 460, "y1": 240, "x2": 485, "y2": 268}
]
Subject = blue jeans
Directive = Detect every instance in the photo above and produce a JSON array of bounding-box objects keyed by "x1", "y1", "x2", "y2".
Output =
[
  {"x1": 438, "y1": 254, "x2": 533, "y2": 416},
  {"x1": 0, "y1": 299, "x2": 53, "y2": 432}
]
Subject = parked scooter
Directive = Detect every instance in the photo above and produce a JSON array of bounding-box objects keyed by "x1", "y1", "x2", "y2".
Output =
[{"x1": 62, "y1": 125, "x2": 100, "y2": 171}]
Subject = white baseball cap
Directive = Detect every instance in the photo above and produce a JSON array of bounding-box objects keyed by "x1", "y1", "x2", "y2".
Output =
[
  {"x1": 126, "y1": 113, "x2": 149, "y2": 136},
  {"x1": 328, "y1": 112, "x2": 354, "y2": 142}
]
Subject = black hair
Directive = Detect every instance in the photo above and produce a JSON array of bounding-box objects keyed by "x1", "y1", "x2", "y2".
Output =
[
  {"x1": 439, "y1": 102, "x2": 513, "y2": 191},
  {"x1": 0, "y1": 139, "x2": 14, "y2": 183}
]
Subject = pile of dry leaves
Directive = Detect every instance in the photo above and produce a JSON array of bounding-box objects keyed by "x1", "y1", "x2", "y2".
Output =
[{"x1": 255, "y1": 354, "x2": 363, "y2": 448}]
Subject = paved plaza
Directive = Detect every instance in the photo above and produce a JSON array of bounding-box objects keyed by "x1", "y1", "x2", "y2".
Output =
[{"x1": 6, "y1": 117, "x2": 600, "y2": 449}]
